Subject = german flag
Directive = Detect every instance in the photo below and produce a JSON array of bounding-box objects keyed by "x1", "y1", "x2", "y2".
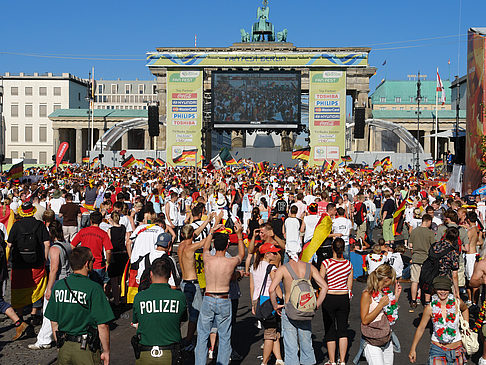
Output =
[
  {"x1": 292, "y1": 147, "x2": 311, "y2": 161},
  {"x1": 226, "y1": 157, "x2": 238, "y2": 166},
  {"x1": 50, "y1": 165, "x2": 57, "y2": 174},
  {"x1": 373, "y1": 160, "x2": 381, "y2": 169},
  {"x1": 146, "y1": 157, "x2": 154, "y2": 165},
  {"x1": 144, "y1": 161, "x2": 152, "y2": 170},
  {"x1": 11, "y1": 267, "x2": 47, "y2": 310},
  {"x1": 438, "y1": 182, "x2": 446, "y2": 195},
  {"x1": 65, "y1": 167, "x2": 73, "y2": 176},
  {"x1": 256, "y1": 161, "x2": 266, "y2": 174},
  {"x1": 330, "y1": 160, "x2": 337, "y2": 171},
  {"x1": 346, "y1": 166, "x2": 355, "y2": 174},
  {"x1": 392, "y1": 193, "x2": 408, "y2": 236},
  {"x1": 82, "y1": 157, "x2": 90, "y2": 164},
  {"x1": 181, "y1": 148, "x2": 197, "y2": 160},
  {"x1": 155, "y1": 158, "x2": 165, "y2": 167},
  {"x1": 321, "y1": 160, "x2": 331, "y2": 172},
  {"x1": 341, "y1": 155, "x2": 352, "y2": 162},
  {"x1": 172, "y1": 153, "x2": 185, "y2": 164},
  {"x1": 121, "y1": 154, "x2": 136, "y2": 168},
  {"x1": 6, "y1": 161, "x2": 23, "y2": 180},
  {"x1": 436, "y1": 159, "x2": 444, "y2": 167},
  {"x1": 381, "y1": 156, "x2": 391, "y2": 165}
]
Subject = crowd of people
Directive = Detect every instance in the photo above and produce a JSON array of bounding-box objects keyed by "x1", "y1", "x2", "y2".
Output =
[
  {"x1": 2, "y1": 164, "x2": 486, "y2": 365},
  {"x1": 212, "y1": 74, "x2": 300, "y2": 123}
]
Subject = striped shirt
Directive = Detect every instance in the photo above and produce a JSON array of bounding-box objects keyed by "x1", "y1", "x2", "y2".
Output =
[{"x1": 322, "y1": 258, "x2": 352, "y2": 291}]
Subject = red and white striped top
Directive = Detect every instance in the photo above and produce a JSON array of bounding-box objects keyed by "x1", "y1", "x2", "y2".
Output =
[{"x1": 322, "y1": 258, "x2": 352, "y2": 291}]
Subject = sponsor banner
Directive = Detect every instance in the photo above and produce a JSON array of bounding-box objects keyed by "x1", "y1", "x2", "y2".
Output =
[
  {"x1": 147, "y1": 52, "x2": 368, "y2": 68},
  {"x1": 166, "y1": 70, "x2": 203, "y2": 166},
  {"x1": 465, "y1": 29, "x2": 486, "y2": 192},
  {"x1": 309, "y1": 70, "x2": 346, "y2": 165}
]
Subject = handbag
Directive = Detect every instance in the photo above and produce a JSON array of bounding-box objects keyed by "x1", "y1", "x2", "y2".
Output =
[
  {"x1": 361, "y1": 312, "x2": 391, "y2": 347},
  {"x1": 255, "y1": 264, "x2": 275, "y2": 321},
  {"x1": 458, "y1": 303, "x2": 479, "y2": 355}
]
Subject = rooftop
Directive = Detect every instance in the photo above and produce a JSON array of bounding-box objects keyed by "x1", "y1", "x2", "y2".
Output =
[
  {"x1": 2, "y1": 72, "x2": 88, "y2": 86},
  {"x1": 372, "y1": 109, "x2": 466, "y2": 120},
  {"x1": 371, "y1": 79, "x2": 452, "y2": 105}
]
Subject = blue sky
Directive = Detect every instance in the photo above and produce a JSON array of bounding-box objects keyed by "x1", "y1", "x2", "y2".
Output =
[{"x1": 0, "y1": 0, "x2": 483, "y2": 93}]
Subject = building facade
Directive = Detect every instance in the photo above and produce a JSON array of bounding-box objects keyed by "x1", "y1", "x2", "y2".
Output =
[
  {"x1": 94, "y1": 79, "x2": 158, "y2": 110},
  {"x1": 369, "y1": 79, "x2": 466, "y2": 158},
  {"x1": 1, "y1": 72, "x2": 88, "y2": 164}
]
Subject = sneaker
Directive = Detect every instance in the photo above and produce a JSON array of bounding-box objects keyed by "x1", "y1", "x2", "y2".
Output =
[
  {"x1": 208, "y1": 349, "x2": 214, "y2": 360},
  {"x1": 28, "y1": 343, "x2": 52, "y2": 350},
  {"x1": 466, "y1": 300, "x2": 473, "y2": 307},
  {"x1": 275, "y1": 360, "x2": 285, "y2": 365},
  {"x1": 409, "y1": 301, "x2": 417, "y2": 313},
  {"x1": 12, "y1": 322, "x2": 28, "y2": 341},
  {"x1": 230, "y1": 351, "x2": 243, "y2": 361},
  {"x1": 256, "y1": 320, "x2": 262, "y2": 329},
  {"x1": 416, "y1": 298, "x2": 422, "y2": 305}
]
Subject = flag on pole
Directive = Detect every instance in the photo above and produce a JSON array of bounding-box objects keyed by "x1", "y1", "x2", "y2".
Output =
[
  {"x1": 392, "y1": 193, "x2": 409, "y2": 236},
  {"x1": 292, "y1": 147, "x2": 311, "y2": 161},
  {"x1": 82, "y1": 157, "x2": 90, "y2": 164},
  {"x1": 437, "y1": 68, "x2": 446, "y2": 105},
  {"x1": 373, "y1": 160, "x2": 381, "y2": 169},
  {"x1": 7, "y1": 161, "x2": 23, "y2": 180},
  {"x1": 341, "y1": 155, "x2": 352, "y2": 162},
  {"x1": 321, "y1": 160, "x2": 331, "y2": 173},
  {"x1": 145, "y1": 157, "x2": 154, "y2": 165},
  {"x1": 121, "y1": 154, "x2": 136, "y2": 168}
]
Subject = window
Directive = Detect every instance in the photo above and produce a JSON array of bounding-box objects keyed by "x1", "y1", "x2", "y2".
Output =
[
  {"x1": 39, "y1": 104, "x2": 47, "y2": 117},
  {"x1": 152, "y1": 85, "x2": 157, "y2": 94},
  {"x1": 423, "y1": 97, "x2": 428, "y2": 103},
  {"x1": 11, "y1": 126, "x2": 18, "y2": 142},
  {"x1": 379, "y1": 97, "x2": 386, "y2": 103},
  {"x1": 400, "y1": 107, "x2": 405, "y2": 110},
  {"x1": 54, "y1": 87, "x2": 61, "y2": 96},
  {"x1": 53, "y1": 104, "x2": 61, "y2": 111},
  {"x1": 11, "y1": 151, "x2": 18, "y2": 159},
  {"x1": 125, "y1": 84, "x2": 131, "y2": 94},
  {"x1": 111, "y1": 84, "x2": 117, "y2": 94},
  {"x1": 392, "y1": 107, "x2": 396, "y2": 110},
  {"x1": 395, "y1": 97, "x2": 401, "y2": 103},
  {"x1": 139, "y1": 84, "x2": 144, "y2": 94},
  {"x1": 380, "y1": 107, "x2": 386, "y2": 110},
  {"x1": 25, "y1": 126, "x2": 33, "y2": 142},
  {"x1": 39, "y1": 87, "x2": 47, "y2": 96},
  {"x1": 24, "y1": 151, "x2": 33, "y2": 160},
  {"x1": 410, "y1": 97, "x2": 415, "y2": 103},
  {"x1": 98, "y1": 84, "x2": 103, "y2": 94},
  {"x1": 39, "y1": 125, "x2": 47, "y2": 142},
  {"x1": 39, "y1": 151, "x2": 47, "y2": 164},
  {"x1": 11, "y1": 104, "x2": 18, "y2": 117},
  {"x1": 25, "y1": 104, "x2": 33, "y2": 117},
  {"x1": 78, "y1": 93, "x2": 81, "y2": 101},
  {"x1": 25, "y1": 87, "x2": 33, "y2": 96},
  {"x1": 11, "y1": 87, "x2": 18, "y2": 96}
]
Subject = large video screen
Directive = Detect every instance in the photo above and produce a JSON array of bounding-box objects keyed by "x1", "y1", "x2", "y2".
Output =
[{"x1": 212, "y1": 71, "x2": 301, "y2": 129}]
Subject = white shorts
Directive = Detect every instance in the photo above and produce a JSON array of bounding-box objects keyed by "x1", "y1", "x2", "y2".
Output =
[{"x1": 465, "y1": 253, "x2": 478, "y2": 281}]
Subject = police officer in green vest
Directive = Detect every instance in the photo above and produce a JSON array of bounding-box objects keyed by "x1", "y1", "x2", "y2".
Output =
[
  {"x1": 132, "y1": 257, "x2": 187, "y2": 364},
  {"x1": 45, "y1": 246, "x2": 114, "y2": 365}
]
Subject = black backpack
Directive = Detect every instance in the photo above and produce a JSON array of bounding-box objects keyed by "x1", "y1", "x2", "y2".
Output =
[
  {"x1": 138, "y1": 254, "x2": 180, "y2": 292},
  {"x1": 16, "y1": 220, "x2": 43, "y2": 265},
  {"x1": 419, "y1": 242, "x2": 455, "y2": 294},
  {"x1": 354, "y1": 203, "x2": 367, "y2": 226}
]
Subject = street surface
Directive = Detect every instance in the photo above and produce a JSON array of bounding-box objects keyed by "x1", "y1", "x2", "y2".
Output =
[{"x1": 0, "y1": 246, "x2": 482, "y2": 365}]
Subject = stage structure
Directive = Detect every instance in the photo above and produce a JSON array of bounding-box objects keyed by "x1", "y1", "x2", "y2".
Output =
[{"x1": 147, "y1": 1, "x2": 376, "y2": 166}]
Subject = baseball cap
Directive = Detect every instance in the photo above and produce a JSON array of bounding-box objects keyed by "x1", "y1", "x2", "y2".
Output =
[
  {"x1": 155, "y1": 233, "x2": 172, "y2": 248},
  {"x1": 259, "y1": 242, "x2": 281, "y2": 254},
  {"x1": 433, "y1": 276, "x2": 452, "y2": 291}
]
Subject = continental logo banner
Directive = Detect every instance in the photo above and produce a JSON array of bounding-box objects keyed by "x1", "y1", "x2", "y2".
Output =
[{"x1": 147, "y1": 52, "x2": 368, "y2": 68}]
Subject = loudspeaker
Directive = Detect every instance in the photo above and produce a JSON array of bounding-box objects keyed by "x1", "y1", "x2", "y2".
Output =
[
  {"x1": 148, "y1": 105, "x2": 159, "y2": 137},
  {"x1": 454, "y1": 136, "x2": 465, "y2": 165},
  {"x1": 354, "y1": 107, "x2": 366, "y2": 139}
]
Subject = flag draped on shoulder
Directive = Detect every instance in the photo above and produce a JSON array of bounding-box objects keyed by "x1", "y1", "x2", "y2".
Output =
[
  {"x1": 7, "y1": 161, "x2": 23, "y2": 180},
  {"x1": 301, "y1": 213, "x2": 332, "y2": 262},
  {"x1": 392, "y1": 193, "x2": 408, "y2": 236},
  {"x1": 292, "y1": 147, "x2": 310, "y2": 161}
]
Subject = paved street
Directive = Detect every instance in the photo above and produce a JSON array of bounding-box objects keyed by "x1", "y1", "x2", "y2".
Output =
[{"x1": 0, "y1": 249, "x2": 482, "y2": 365}]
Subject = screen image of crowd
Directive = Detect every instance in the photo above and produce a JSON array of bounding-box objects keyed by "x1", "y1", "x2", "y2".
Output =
[{"x1": 212, "y1": 72, "x2": 300, "y2": 124}]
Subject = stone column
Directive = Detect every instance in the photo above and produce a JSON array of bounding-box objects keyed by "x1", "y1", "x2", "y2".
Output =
[
  {"x1": 144, "y1": 129, "x2": 151, "y2": 150},
  {"x1": 53, "y1": 128, "x2": 59, "y2": 154},
  {"x1": 369, "y1": 125, "x2": 375, "y2": 151},
  {"x1": 122, "y1": 132, "x2": 129, "y2": 150},
  {"x1": 423, "y1": 131, "x2": 431, "y2": 155},
  {"x1": 75, "y1": 128, "x2": 83, "y2": 163}
]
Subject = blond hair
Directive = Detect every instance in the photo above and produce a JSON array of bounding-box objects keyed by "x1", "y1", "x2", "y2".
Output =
[{"x1": 366, "y1": 264, "x2": 396, "y2": 293}]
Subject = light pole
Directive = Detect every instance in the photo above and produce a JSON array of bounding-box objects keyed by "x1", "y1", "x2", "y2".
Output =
[{"x1": 415, "y1": 72, "x2": 422, "y2": 171}]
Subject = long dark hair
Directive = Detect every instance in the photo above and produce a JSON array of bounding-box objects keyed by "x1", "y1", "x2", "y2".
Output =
[
  {"x1": 49, "y1": 220, "x2": 64, "y2": 242},
  {"x1": 260, "y1": 197, "x2": 268, "y2": 209},
  {"x1": 251, "y1": 207, "x2": 260, "y2": 221},
  {"x1": 332, "y1": 237, "x2": 345, "y2": 259}
]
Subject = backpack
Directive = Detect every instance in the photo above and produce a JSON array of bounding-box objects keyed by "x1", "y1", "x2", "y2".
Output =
[
  {"x1": 284, "y1": 262, "x2": 317, "y2": 321},
  {"x1": 138, "y1": 254, "x2": 180, "y2": 292},
  {"x1": 354, "y1": 202, "x2": 367, "y2": 226},
  {"x1": 419, "y1": 241, "x2": 455, "y2": 294},
  {"x1": 16, "y1": 220, "x2": 42, "y2": 265}
]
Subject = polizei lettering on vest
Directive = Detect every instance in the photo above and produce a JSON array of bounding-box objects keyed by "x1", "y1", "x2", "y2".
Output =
[
  {"x1": 139, "y1": 300, "x2": 180, "y2": 314},
  {"x1": 55, "y1": 289, "x2": 88, "y2": 305}
]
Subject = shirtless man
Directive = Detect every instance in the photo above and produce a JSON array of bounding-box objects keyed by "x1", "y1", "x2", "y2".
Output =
[
  {"x1": 194, "y1": 221, "x2": 245, "y2": 365},
  {"x1": 269, "y1": 257, "x2": 328, "y2": 365},
  {"x1": 465, "y1": 211, "x2": 481, "y2": 304},
  {"x1": 178, "y1": 211, "x2": 217, "y2": 345}
]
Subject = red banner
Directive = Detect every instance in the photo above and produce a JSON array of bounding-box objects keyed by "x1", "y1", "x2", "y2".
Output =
[{"x1": 55, "y1": 142, "x2": 69, "y2": 168}]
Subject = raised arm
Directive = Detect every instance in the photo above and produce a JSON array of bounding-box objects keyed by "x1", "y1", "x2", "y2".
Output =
[{"x1": 234, "y1": 221, "x2": 245, "y2": 263}]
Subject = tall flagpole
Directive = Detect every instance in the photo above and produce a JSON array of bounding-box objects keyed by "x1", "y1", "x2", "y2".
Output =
[
  {"x1": 434, "y1": 68, "x2": 439, "y2": 175},
  {"x1": 90, "y1": 66, "x2": 95, "y2": 152}
]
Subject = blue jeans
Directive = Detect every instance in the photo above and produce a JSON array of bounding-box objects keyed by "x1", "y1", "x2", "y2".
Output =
[
  {"x1": 281, "y1": 309, "x2": 316, "y2": 365},
  {"x1": 195, "y1": 296, "x2": 232, "y2": 365},
  {"x1": 428, "y1": 343, "x2": 465, "y2": 365}
]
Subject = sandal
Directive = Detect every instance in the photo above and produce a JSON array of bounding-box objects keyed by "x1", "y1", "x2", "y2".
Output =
[{"x1": 324, "y1": 362, "x2": 336, "y2": 365}]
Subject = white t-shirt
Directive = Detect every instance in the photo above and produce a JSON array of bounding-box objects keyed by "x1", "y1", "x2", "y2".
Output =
[
  {"x1": 303, "y1": 215, "x2": 320, "y2": 243},
  {"x1": 119, "y1": 214, "x2": 133, "y2": 233},
  {"x1": 366, "y1": 253, "x2": 388, "y2": 273},
  {"x1": 386, "y1": 252, "x2": 404, "y2": 278},
  {"x1": 129, "y1": 224, "x2": 164, "y2": 264},
  {"x1": 284, "y1": 217, "x2": 301, "y2": 252},
  {"x1": 50, "y1": 197, "x2": 65, "y2": 214},
  {"x1": 332, "y1": 216, "x2": 353, "y2": 245},
  {"x1": 303, "y1": 195, "x2": 317, "y2": 206}
]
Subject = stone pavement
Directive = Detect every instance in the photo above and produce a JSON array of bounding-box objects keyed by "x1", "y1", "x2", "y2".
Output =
[{"x1": 0, "y1": 257, "x2": 482, "y2": 364}]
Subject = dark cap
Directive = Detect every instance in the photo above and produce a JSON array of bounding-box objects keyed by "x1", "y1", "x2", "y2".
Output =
[
  {"x1": 156, "y1": 233, "x2": 172, "y2": 248},
  {"x1": 433, "y1": 276, "x2": 452, "y2": 291}
]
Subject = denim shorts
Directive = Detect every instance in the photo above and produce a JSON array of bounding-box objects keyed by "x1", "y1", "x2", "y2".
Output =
[{"x1": 92, "y1": 268, "x2": 110, "y2": 284}]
